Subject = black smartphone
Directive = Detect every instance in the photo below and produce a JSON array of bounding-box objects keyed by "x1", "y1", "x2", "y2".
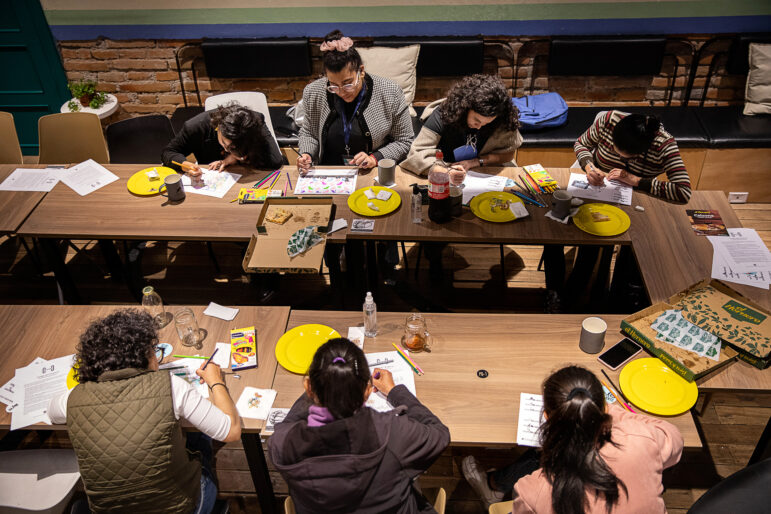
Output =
[{"x1": 598, "y1": 338, "x2": 643, "y2": 370}]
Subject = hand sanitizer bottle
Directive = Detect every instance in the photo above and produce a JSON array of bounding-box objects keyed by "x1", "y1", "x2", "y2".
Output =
[{"x1": 363, "y1": 291, "x2": 378, "y2": 337}]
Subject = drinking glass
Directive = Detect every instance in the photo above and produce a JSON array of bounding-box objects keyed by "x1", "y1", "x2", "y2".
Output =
[
  {"x1": 401, "y1": 313, "x2": 432, "y2": 353},
  {"x1": 175, "y1": 308, "x2": 201, "y2": 348}
]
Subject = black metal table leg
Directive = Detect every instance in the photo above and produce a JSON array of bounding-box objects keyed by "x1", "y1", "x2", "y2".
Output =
[
  {"x1": 38, "y1": 238, "x2": 83, "y2": 304},
  {"x1": 97, "y1": 240, "x2": 124, "y2": 282},
  {"x1": 241, "y1": 432, "x2": 276, "y2": 514}
]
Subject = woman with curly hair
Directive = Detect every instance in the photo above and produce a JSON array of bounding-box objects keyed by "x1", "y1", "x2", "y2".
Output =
[
  {"x1": 401, "y1": 74, "x2": 522, "y2": 177},
  {"x1": 162, "y1": 102, "x2": 284, "y2": 175},
  {"x1": 48, "y1": 309, "x2": 241, "y2": 514}
]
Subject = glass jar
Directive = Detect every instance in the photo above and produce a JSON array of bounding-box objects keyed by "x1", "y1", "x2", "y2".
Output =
[
  {"x1": 175, "y1": 308, "x2": 201, "y2": 348},
  {"x1": 401, "y1": 313, "x2": 432, "y2": 353}
]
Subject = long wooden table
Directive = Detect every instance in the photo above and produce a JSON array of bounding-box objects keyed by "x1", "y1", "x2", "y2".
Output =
[
  {"x1": 0, "y1": 164, "x2": 52, "y2": 235},
  {"x1": 0, "y1": 304, "x2": 289, "y2": 514}
]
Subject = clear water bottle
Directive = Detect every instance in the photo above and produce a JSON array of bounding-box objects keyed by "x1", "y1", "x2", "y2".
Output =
[
  {"x1": 363, "y1": 291, "x2": 378, "y2": 337},
  {"x1": 411, "y1": 184, "x2": 423, "y2": 224},
  {"x1": 142, "y1": 286, "x2": 168, "y2": 328}
]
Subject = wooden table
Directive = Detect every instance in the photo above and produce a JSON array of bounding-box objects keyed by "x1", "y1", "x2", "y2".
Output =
[
  {"x1": 0, "y1": 165, "x2": 52, "y2": 235},
  {"x1": 272, "y1": 311, "x2": 703, "y2": 448},
  {"x1": 0, "y1": 304, "x2": 290, "y2": 514}
]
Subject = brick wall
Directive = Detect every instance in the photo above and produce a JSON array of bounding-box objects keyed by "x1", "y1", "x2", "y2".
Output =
[{"x1": 58, "y1": 36, "x2": 746, "y2": 124}]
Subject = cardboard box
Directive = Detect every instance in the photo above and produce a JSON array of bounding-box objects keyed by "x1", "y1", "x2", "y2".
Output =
[
  {"x1": 622, "y1": 279, "x2": 771, "y2": 381},
  {"x1": 242, "y1": 197, "x2": 335, "y2": 274}
]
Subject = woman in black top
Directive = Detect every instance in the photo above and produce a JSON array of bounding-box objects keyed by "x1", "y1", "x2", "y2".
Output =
[{"x1": 162, "y1": 103, "x2": 283, "y2": 175}]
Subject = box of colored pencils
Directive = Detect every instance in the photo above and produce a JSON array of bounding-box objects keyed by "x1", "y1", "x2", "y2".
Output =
[
  {"x1": 230, "y1": 326, "x2": 258, "y2": 370},
  {"x1": 238, "y1": 188, "x2": 283, "y2": 204},
  {"x1": 523, "y1": 164, "x2": 558, "y2": 192}
]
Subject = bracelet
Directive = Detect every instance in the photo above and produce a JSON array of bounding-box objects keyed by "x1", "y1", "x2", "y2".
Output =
[{"x1": 209, "y1": 382, "x2": 227, "y2": 392}]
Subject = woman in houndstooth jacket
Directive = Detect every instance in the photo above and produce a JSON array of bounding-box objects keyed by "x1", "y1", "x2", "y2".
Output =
[{"x1": 297, "y1": 30, "x2": 414, "y2": 173}]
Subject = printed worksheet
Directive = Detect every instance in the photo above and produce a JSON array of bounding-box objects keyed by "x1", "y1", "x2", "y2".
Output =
[
  {"x1": 708, "y1": 228, "x2": 771, "y2": 275},
  {"x1": 11, "y1": 355, "x2": 74, "y2": 430},
  {"x1": 160, "y1": 358, "x2": 209, "y2": 398},
  {"x1": 566, "y1": 172, "x2": 632, "y2": 205},
  {"x1": 182, "y1": 168, "x2": 241, "y2": 198},
  {"x1": 59, "y1": 159, "x2": 119, "y2": 196},
  {"x1": 294, "y1": 168, "x2": 357, "y2": 195},
  {"x1": 0, "y1": 168, "x2": 61, "y2": 192},
  {"x1": 365, "y1": 351, "x2": 416, "y2": 412},
  {"x1": 516, "y1": 392, "x2": 545, "y2": 447},
  {"x1": 462, "y1": 171, "x2": 508, "y2": 204}
]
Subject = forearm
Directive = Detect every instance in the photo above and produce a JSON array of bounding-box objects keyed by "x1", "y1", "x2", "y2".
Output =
[
  {"x1": 209, "y1": 385, "x2": 240, "y2": 440},
  {"x1": 481, "y1": 151, "x2": 515, "y2": 165}
]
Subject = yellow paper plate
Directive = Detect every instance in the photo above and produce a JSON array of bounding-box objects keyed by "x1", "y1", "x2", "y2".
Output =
[
  {"x1": 276, "y1": 324, "x2": 341, "y2": 374},
  {"x1": 469, "y1": 191, "x2": 524, "y2": 223},
  {"x1": 347, "y1": 186, "x2": 401, "y2": 217},
  {"x1": 66, "y1": 366, "x2": 79, "y2": 390},
  {"x1": 127, "y1": 166, "x2": 178, "y2": 196},
  {"x1": 619, "y1": 358, "x2": 698, "y2": 416},
  {"x1": 573, "y1": 203, "x2": 631, "y2": 236}
]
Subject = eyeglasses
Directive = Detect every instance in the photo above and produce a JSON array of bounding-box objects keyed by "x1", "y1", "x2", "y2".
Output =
[{"x1": 327, "y1": 71, "x2": 361, "y2": 94}]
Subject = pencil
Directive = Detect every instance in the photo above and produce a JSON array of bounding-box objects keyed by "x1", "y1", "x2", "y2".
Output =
[
  {"x1": 600, "y1": 379, "x2": 632, "y2": 412},
  {"x1": 172, "y1": 160, "x2": 196, "y2": 171},
  {"x1": 512, "y1": 190, "x2": 545, "y2": 207},
  {"x1": 267, "y1": 170, "x2": 281, "y2": 190},
  {"x1": 391, "y1": 343, "x2": 424, "y2": 375},
  {"x1": 202, "y1": 348, "x2": 219, "y2": 371},
  {"x1": 172, "y1": 354, "x2": 207, "y2": 359},
  {"x1": 601, "y1": 369, "x2": 637, "y2": 413},
  {"x1": 254, "y1": 170, "x2": 279, "y2": 189}
]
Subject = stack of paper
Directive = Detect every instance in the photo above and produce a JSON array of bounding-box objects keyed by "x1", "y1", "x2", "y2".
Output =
[
  {"x1": 0, "y1": 355, "x2": 75, "y2": 430},
  {"x1": 708, "y1": 228, "x2": 771, "y2": 289},
  {"x1": 365, "y1": 351, "x2": 416, "y2": 412},
  {"x1": 461, "y1": 171, "x2": 508, "y2": 204}
]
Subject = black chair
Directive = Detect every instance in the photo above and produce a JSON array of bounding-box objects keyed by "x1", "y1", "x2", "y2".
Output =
[
  {"x1": 105, "y1": 115, "x2": 175, "y2": 164},
  {"x1": 688, "y1": 458, "x2": 771, "y2": 513},
  {"x1": 171, "y1": 106, "x2": 204, "y2": 135}
]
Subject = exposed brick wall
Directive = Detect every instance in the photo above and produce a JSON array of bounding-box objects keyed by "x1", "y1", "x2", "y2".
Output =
[{"x1": 58, "y1": 36, "x2": 746, "y2": 124}]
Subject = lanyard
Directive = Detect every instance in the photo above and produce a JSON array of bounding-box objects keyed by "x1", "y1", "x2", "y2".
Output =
[
  {"x1": 465, "y1": 132, "x2": 478, "y2": 151},
  {"x1": 337, "y1": 82, "x2": 367, "y2": 155}
]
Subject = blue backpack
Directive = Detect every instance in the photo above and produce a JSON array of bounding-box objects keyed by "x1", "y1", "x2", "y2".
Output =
[{"x1": 512, "y1": 92, "x2": 568, "y2": 132}]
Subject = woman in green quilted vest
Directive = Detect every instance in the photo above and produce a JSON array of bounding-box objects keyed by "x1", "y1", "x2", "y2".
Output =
[{"x1": 48, "y1": 309, "x2": 242, "y2": 514}]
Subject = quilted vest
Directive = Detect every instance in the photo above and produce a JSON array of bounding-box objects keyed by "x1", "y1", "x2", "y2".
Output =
[{"x1": 67, "y1": 368, "x2": 201, "y2": 514}]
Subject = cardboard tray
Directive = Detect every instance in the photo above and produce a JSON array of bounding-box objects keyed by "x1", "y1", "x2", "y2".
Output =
[{"x1": 242, "y1": 197, "x2": 335, "y2": 274}]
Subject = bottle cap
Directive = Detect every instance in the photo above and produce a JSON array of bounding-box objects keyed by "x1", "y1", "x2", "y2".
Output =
[{"x1": 142, "y1": 286, "x2": 154, "y2": 295}]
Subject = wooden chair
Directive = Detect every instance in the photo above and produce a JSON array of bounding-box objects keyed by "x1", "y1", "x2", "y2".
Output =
[
  {"x1": 284, "y1": 488, "x2": 447, "y2": 513},
  {"x1": 0, "y1": 111, "x2": 23, "y2": 164},
  {"x1": 38, "y1": 112, "x2": 109, "y2": 164},
  {"x1": 489, "y1": 500, "x2": 513, "y2": 514}
]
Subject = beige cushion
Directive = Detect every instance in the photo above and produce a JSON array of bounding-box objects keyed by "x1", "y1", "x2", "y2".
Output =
[
  {"x1": 359, "y1": 45, "x2": 420, "y2": 116},
  {"x1": 744, "y1": 43, "x2": 771, "y2": 115}
]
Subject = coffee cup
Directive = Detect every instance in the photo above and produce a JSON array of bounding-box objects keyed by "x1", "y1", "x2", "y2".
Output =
[
  {"x1": 159, "y1": 174, "x2": 185, "y2": 202},
  {"x1": 552, "y1": 190, "x2": 582, "y2": 219},
  {"x1": 579, "y1": 316, "x2": 607, "y2": 354},
  {"x1": 377, "y1": 158, "x2": 396, "y2": 186}
]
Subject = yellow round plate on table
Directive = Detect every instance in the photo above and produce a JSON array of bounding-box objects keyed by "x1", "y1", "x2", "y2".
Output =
[
  {"x1": 573, "y1": 203, "x2": 631, "y2": 236},
  {"x1": 347, "y1": 186, "x2": 401, "y2": 217},
  {"x1": 276, "y1": 324, "x2": 341, "y2": 374},
  {"x1": 619, "y1": 358, "x2": 698, "y2": 416},
  {"x1": 66, "y1": 365, "x2": 79, "y2": 390},
  {"x1": 469, "y1": 191, "x2": 524, "y2": 223},
  {"x1": 127, "y1": 166, "x2": 177, "y2": 195}
]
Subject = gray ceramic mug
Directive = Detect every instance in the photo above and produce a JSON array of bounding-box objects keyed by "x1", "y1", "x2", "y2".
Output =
[
  {"x1": 579, "y1": 316, "x2": 607, "y2": 354},
  {"x1": 160, "y1": 174, "x2": 185, "y2": 201},
  {"x1": 552, "y1": 190, "x2": 582, "y2": 219},
  {"x1": 377, "y1": 158, "x2": 396, "y2": 186}
]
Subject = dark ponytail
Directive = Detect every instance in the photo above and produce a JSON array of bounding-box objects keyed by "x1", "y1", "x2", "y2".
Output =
[
  {"x1": 539, "y1": 366, "x2": 627, "y2": 514},
  {"x1": 307, "y1": 338, "x2": 370, "y2": 419},
  {"x1": 612, "y1": 113, "x2": 660, "y2": 156},
  {"x1": 321, "y1": 30, "x2": 362, "y2": 73}
]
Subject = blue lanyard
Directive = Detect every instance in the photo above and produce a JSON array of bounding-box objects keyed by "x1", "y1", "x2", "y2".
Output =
[{"x1": 336, "y1": 82, "x2": 367, "y2": 153}]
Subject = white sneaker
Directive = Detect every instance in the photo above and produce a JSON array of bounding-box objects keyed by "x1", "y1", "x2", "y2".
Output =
[{"x1": 462, "y1": 455, "x2": 504, "y2": 507}]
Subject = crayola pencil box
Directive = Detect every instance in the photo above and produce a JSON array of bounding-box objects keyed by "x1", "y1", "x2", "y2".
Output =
[{"x1": 230, "y1": 326, "x2": 257, "y2": 370}]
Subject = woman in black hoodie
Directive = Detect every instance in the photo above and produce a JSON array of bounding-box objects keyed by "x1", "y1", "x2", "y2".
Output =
[{"x1": 268, "y1": 338, "x2": 450, "y2": 513}]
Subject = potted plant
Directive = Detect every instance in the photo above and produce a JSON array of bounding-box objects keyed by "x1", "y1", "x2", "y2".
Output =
[{"x1": 67, "y1": 80, "x2": 108, "y2": 111}]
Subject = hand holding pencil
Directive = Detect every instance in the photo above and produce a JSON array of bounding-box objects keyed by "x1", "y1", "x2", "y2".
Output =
[
  {"x1": 172, "y1": 160, "x2": 202, "y2": 177},
  {"x1": 372, "y1": 368, "x2": 395, "y2": 396}
]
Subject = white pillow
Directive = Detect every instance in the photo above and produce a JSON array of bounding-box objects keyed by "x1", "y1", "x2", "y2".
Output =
[
  {"x1": 359, "y1": 45, "x2": 420, "y2": 116},
  {"x1": 744, "y1": 43, "x2": 771, "y2": 116}
]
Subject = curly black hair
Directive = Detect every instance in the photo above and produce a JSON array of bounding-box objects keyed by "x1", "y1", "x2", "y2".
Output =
[
  {"x1": 440, "y1": 74, "x2": 519, "y2": 132},
  {"x1": 75, "y1": 309, "x2": 157, "y2": 383},
  {"x1": 209, "y1": 102, "x2": 272, "y2": 167}
]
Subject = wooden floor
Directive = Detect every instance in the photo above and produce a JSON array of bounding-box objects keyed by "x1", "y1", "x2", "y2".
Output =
[{"x1": 1, "y1": 203, "x2": 769, "y2": 513}]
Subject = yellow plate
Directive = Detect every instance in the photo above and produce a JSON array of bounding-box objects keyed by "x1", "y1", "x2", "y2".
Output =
[
  {"x1": 276, "y1": 324, "x2": 341, "y2": 374},
  {"x1": 573, "y1": 203, "x2": 631, "y2": 236},
  {"x1": 469, "y1": 191, "x2": 524, "y2": 223},
  {"x1": 66, "y1": 365, "x2": 79, "y2": 390},
  {"x1": 127, "y1": 166, "x2": 177, "y2": 196},
  {"x1": 619, "y1": 358, "x2": 698, "y2": 416},
  {"x1": 347, "y1": 186, "x2": 401, "y2": 217}
]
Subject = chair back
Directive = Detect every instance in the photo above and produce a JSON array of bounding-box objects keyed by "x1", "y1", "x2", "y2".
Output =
[
  {"x1": 283, "y1": 496, "x2": 296, "y2": 514},
  {"x1": 204, "y1": 92, "x2": 279, "y2": 149},
  {"x1": 434, "y1": 487, "x2": 447, "y2": 514},
  {"x1": 688, "y1": 458, "x2": 771, "y2": 514},
  {"x1": 489, "y1": 500, "x2": 513, "y2": 514},
  {"x1": 105, "y1": 115, "x2": 175, "y2": 164},
  {"x1": 0, "y1": 111, "x2": 23, "y2": 164},
  {"x1": 38, "y1": 112, "x2": 109, "y2": 164}
]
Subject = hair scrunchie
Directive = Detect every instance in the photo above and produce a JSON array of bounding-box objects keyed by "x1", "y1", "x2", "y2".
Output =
[
  {"x1": 320, "y1": 37, "x2": 354, "y2": 53},
  {"x1": 332, "y1": 357, "x2": 346, "y2": 364},
  {"x1": 566, "y1": 387, "x2": 591, "y2": 400}
]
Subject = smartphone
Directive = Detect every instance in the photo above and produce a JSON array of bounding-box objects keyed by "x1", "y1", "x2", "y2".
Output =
[{"x1": 598, "y1": 338, "x2": 642, "y2": 370}]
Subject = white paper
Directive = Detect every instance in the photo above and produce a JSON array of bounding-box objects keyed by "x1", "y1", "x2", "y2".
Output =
[
  {"x1": 376, "y1": 190, "x2": 392, "y2": 201},
  {"x1": 509, "y1": 201, "x2": 529, "y2": 218},
  {"x1": 566, "y1": 172, "x2": 632, "y2": 206},
  {"x1": 160, "y1": 358, "x2": 209, "y2": 398},
  {"x1": 181, "y1": 168, "x2": 240, "y2": 199},
  {"x1": 329, "y1": 218, "x2": 348, "y2": 234},
  {"x1": 212, "y1": 343, "x2": 231, "y2": 369},
  {"x1": 236, "y1": 387, "x2": 277, "y2": 420},
  {"x1": 516, "y1": 392, "x2": 545, "y2": 447},
  {"x1": 462, "y1": 171, "x2": 507, "y2": 205},
  {"x1": 11, "y1": 355, "x2": 74, "y2": 430},
  {"x1": 0, "y1": 168, "x2": 61, "y2": 192},
  {"x1": 347, "y1": 327, "x2": 365, "y2": 349},
  {"x1": 1, "y1": 377, "x2": 18, "y2": 410},
  {"x1": 365, "y1": 351, "x2": 416, "y2": 412},
  {"x1": 709, "y1": 229, "x2": 771, "y2": 289},
  {"x1": 294, "y1": 169, "x2": 357, "y2": 195},
  {"x1": 58, "y1": 159, "x2": 119, "y2": 196},
  {"x1": 203, "y1": 302, "x2": 239, "y2": 321},
  {"x1": 264, "y1": 407, "x2": 290, "y2": 434},
  {"x1": 708, "y1": 228, "x2": 771, "y2": 275},
  {"x1": 364, "y1": 188, "x2": 376, "y2": 200}
]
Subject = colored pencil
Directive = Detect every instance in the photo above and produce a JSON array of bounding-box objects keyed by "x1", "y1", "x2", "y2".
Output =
[
  {"x1": 391, "y1": 343, "x2": 424, "y2": 376},
  {"x1": 267, "y1": 171, "x2": 281, "y2": 190},
  {"x1": 172, "y1": 160, "x2": 197, "y2": 172},
  {"x1": 600, "y1": 379, "x2": 632, "y2": 412},
  {"x1": 512, "y1": 190, "x2": 545, "y2": 207},
  {"x1": 202, "y1": 348, "x2": 219, "y2": 371},
  {"x1": 601, "y1": 369, "x2": 637, "y2": 413},
  {"x1": 286, "y1": 172, "x2": 293, "y2": 192},
  {"x1": 254, "y1": 170, "x2": 279, "y2": 189},
  {"x1": 524, "y1": 169, "x2": 545, "y2": 193},
  {"x1": 162, "y1": 365, "x2": 187, "y2": 371},
  {"x1": 172, "y1": 354, "x2": 207, "y2": 359}
]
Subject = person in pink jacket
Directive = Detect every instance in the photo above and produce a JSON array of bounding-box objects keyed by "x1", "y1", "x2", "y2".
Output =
[{"x1": 463, "y1": 365, "x2": 684, "y2": 513}]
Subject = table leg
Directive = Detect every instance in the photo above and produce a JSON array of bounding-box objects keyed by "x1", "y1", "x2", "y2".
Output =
[
  {"x1": 97, "y1": 240, "x2": 124, "y2": 282},
  {"x1": 241, "y1": 432, "x2": 277, "y2": 514},
  {"x1": 38, "y1": 238, "x2": 83, "y2": 304}
]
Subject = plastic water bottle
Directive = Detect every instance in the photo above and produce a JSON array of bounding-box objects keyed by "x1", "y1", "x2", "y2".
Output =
[
  {"x1": 142, "y1": 286, "x2": 168, "y2": 328},
  {"x1": 363, "y1": 292, "x2": 378, "y2": 337},
  {"x1": 411, "y1": 184, "x2": 423, "y2": 224}
]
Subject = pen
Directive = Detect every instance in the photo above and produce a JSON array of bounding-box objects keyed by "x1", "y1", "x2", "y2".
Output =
[{"x1": 202, "y1": 348, "x2": 219, "y2": 371}]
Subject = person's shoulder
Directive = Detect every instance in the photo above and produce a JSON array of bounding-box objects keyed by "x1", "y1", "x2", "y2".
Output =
[
  {"x1": 184, "y1": 110, "x2": 212, "y2": 129},
  {"x1": 303, "y1": 77, "x2": 328, "y2": 98}
]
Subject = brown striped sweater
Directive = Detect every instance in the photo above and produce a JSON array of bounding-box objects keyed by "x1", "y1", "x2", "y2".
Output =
[{"x1": 574, "y1": 110, "x2": 691, "y2": 204}]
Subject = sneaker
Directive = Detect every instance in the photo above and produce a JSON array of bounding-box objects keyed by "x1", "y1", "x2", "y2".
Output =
[
  {"x1": 462, "y1": 455, "x2": 504, "y2": 507},
  {"x1": 544, "y1": 289, "x2": 562, "y2": 314}
]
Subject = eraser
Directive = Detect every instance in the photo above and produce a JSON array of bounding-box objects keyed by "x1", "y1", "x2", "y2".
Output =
[{"x1": 635, "y1": 205, "x2": 645, "y2": 212}]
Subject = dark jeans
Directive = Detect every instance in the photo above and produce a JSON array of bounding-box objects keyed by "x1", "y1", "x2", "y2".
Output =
[
  {"x1": 491, "y1": 448, "x2": 541, "y2": 496},
  {"x1": 542, "y1": 244, "x2": 602, "y2": 294},
  {"x1": 186, "y1": 433, "x2": 216, "y2": 514}
]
